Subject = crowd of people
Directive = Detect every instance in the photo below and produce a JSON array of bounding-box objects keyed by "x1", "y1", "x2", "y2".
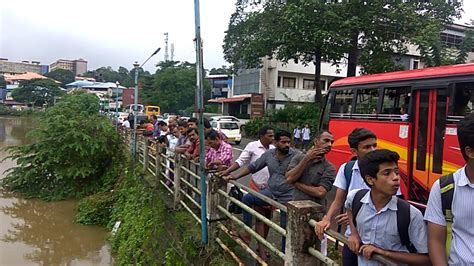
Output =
[
  {"x1": 120, "y1": 112, "x2": 474, "y2": 265},
  {"x1": 221, "y1": 114, "x2": 473, "y2": 265}
]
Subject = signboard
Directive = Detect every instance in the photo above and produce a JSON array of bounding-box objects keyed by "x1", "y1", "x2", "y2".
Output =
[{"x1": 250, "y1": 93, "x2": 264, "y2": 118}]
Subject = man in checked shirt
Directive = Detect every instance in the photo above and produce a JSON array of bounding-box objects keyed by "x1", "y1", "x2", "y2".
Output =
[{"x1": 205, "y1": 130, "x2": 233, "y2": 171}]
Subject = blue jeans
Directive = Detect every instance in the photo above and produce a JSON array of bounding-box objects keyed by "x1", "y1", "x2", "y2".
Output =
[
  {"x1": 242, "y1": 192, "x2": 288, "y2": 251},
  {"x1": 343, "y1": 244, "x2": 358, "y2": 266}
]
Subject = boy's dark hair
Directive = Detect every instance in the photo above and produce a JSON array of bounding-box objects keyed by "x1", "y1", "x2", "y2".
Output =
[
  {"x1": 187, "y1": 128, "x2": 198, "y2": 135},
  {"x1": 348, "y1": 128, "x2": 377, "y2": 149},
  {"x1": 359, "y1": 149, "x2": 400, "y2": 188},
  {"x1": 314, "y1": 129, "x2": 332, "y2": 139},
  {"x1": 258, "y1": 126, "x2": 274, "y2": 138},
  {"x1": 158, "y1": 121, "x2": 167, "y2": 127},
  {"x1": 188, "y1": 117, "x2": 198, "y2": 124},
  {"x1": 206, "y1": 130, "x2": 220, "y2": 140},
  {"x1": 275, "y1": 130, "x2": 292, "y2": 141},
  {"x1": 177, "y1": 120, "x2": 188, "y2": 128},
  {"x1": 458, "y1": 112, "x2": 474, "y2": 161},
  {"x1": 151, "y1": 114, "x2": 157, "y2": 120},
  {"x1": 204, "y1": 118, "x2": 211, "y2": 129}
]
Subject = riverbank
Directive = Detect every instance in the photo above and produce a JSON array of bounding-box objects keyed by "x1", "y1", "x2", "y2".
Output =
[{"x1": 0, "y1": 116, "x2": 113, "y2": 265}]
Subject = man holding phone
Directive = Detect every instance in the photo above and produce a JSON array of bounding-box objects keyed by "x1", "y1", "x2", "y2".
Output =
[{"x1": 286, "y1": 130, "x2": 336, "y2": 206}]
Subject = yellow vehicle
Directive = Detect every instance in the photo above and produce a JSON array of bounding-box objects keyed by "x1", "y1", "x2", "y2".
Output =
[{"x1": 145, "y1": 105, "x2": 161, "y2": 118}]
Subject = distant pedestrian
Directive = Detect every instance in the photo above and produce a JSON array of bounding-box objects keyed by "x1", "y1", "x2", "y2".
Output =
[
  {"x1": 302, "y1": 123, "x2": 311, "y2": 151},
  {"x1": 122, "y1": 118, "x2": 130, "y2": 129},
  {"x1": 293, "y1": 126, "x2": 302, "y2": 148}
]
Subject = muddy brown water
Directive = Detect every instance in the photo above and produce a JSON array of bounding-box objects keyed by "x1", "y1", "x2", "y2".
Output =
[{"x1": 0, "y1": 116, "x2": 113, "y2": 265}]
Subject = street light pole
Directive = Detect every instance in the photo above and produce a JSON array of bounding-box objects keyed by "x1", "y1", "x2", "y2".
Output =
[
  {"x1": 131, "y1": 47, "x2": 161, "y2": 159},
  {"x1": 115, "y1": 81, "x2": 120, "y2": 130},
  {"x1": 132, "y1": 62, "x2": 140, "y2": 159},
  {"x1": 194, "y1": 0, "x2": 208, "y2": 245}
]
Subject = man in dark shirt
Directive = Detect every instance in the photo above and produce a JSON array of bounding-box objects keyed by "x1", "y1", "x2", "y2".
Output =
[
  {"x1": 223, "y1": 130, "x2": 299, "y2": 251},
  {"x1": 286, "y1": 130, "x2": 336, "y2": 206}
]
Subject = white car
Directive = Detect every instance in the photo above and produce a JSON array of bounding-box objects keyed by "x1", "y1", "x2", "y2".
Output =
[
  {"x1": 211, "y1": 120, "x2": 242, "y2": 145},
  {"x1": 209, "y1": 116, "x2": 247, "y2": 130}
]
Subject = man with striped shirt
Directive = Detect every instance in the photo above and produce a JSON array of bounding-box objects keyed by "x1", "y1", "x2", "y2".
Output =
[{"x1": 425, "y1": 112, "x2": 474, "y2": 265}]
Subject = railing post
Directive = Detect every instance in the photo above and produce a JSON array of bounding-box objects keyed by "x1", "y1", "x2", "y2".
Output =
[
  {"x1": 207, "y1": 173, "x2": 227, "y2": 247},
  {"x1": 285, "y1": 200, "x2": 324, "y2": 266},
  {"x1": 155, "y1": 145, "x2": 162, "y2": 179},
  {"x1": 173, "y1": 153, "x2": 182, "y2": 210},
  {"x1": 143, "y1": 139, "x2": 149, "y2": 171}
]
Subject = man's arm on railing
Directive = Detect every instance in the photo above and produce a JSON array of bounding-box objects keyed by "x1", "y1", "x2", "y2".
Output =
[
  {"x1": 223, "y1": 166, "x2": 251, "y2": 181},
  {"x1": 315, "y1": 188, "x2": 348, "y2": 239},
  {"x1": 293, "y1": 182, "x2": 328, "y2": 198},
  {"x1": 427, "y1": 222, "x2": 448, "y2": 266}
]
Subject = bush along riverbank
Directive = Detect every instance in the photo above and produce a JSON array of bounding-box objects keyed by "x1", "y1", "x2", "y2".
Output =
[{"x1": 75, "y1": 164, "x2": 233, "y2": 265}]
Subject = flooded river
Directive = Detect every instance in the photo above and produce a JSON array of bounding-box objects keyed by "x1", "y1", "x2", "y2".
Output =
[{"x1": 0, "y1": 116, "x2": 113, "y2": 265}]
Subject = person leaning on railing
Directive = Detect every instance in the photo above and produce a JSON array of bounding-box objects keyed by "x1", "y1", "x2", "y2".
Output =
[
  {"x1": 221, "y1": 130, "x2": 300, "y2": 252},
  {"x1": 220, "y1": 126, "x2": 275, "y2": 260},
  {"x1": 286, "y1": 130, "x2": 336, "y2": 206}
]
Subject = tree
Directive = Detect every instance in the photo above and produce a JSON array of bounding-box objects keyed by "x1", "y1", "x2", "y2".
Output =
[
  {"x1": 11, "y1": 78, "x2": 65, "y2": 107},
  {"x1": 2, "y1": 92, "x2": 124, "y2": 200},
  {"x1": 456, "y1": 21, "x2": 474, "y2": 64},
  {"x1": 0, "y1": 75, "x2": 6, "y2": 89},
  {"x1": 44, "y1": 69, "x2": 75, "y2": 87},
  {"x1": 141, "y1": 61, "x2": 211, "y2": 114},
  {"x1": 209, "y1": 65, "x2": 232, "y2": 75},
  {"x1": 224, "y1": 1, "x2": 347, "y2": 102}
]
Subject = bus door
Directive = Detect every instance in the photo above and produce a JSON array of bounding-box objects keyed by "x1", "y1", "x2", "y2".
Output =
[{"x1": 412, "y1": 88, "x2": 447, "y2": 198}]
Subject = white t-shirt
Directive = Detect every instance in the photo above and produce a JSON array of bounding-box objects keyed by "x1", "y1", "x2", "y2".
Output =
[
  {"x1": 122, "y1": 120, "x2": 130, "y2": 128},
  {"x1": 302, "y1": 127, "x2": 311, "y2": 140}
]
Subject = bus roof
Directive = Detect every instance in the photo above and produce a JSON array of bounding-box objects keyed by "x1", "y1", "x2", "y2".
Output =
[{"x1": 331, "y1": 63, "x2": 474, "y2": 88}]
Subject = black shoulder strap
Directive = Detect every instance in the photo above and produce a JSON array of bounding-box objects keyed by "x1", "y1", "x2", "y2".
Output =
[
  {"x1": 396, "y1": 198, "x2": 417, "y2": 253},
  {"x1": 440, "y1": 173, "x2": 455, "y2": 217},
  {"x1": 344, "y1": 160, "x2": 356, "y2": 190},
  {"x1": 351, "y1": 189, "x2": 369, "y2": 227}
]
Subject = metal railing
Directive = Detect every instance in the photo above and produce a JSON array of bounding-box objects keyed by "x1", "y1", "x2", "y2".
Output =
[{"x1": 118, "y1": 127, "x2": 400, "y2": 265}]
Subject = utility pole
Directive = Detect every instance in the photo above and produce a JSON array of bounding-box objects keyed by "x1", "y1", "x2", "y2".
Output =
[{"x1": 194, "y1": 0, "x2": 208, "y2": 245}]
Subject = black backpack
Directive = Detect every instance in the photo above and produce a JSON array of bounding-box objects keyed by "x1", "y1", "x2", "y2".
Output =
[
  {"x1": 228, "y1": 186, "x2": 244, "y2": 214},
  {"x1": 351, "y1": 189, "x2": 417, "y2": 253}
]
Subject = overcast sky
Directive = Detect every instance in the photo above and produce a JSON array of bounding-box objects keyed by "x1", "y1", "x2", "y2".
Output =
[{"x1": 1, "y1": 1, "x2": 473, "y2": 73}]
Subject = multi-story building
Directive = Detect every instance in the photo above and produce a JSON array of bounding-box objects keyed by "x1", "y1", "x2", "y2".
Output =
[
  {"x1": 224, "y1": 23, "x2": 474, "y2": 115},
  {"x1": 207, "y1": 74, "x2": 232, "y2": 99},
  {"x1": 50, "y1": 58, "x2": 88, "y2": 76},
  {"x1": 0, "y1": 59, "x2": 49, "y2": 75}
]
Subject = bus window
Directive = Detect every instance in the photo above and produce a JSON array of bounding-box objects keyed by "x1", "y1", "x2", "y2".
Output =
[
  {"x1": 450, "y1": 82, "x2": 474, "y2": 121},
  {"x1": 433, "y1": 89, "x2": 447, "y2": 174},
  {"x1": 380, "y1": 87, "x2": 411, "y2": 121},
  {"x1": 330, "y1": 90, "x2": 354, "y2": 115},
  {"x1": 354, "y1": 88, "x2": 379, "y2": 115}
]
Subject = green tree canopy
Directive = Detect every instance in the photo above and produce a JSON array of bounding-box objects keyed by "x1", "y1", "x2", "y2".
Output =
[
  {"x1": 83, "y1": 66, "x2": 151, "y2": 87},
  {"x1": 2, "y1": 92, "x2": 123, "y2": 200},
  {"x1": 44, "y1": 69, "x2": 75, "y2": 87},
  {"x1": 209, "y1": 65, "x2": 232, "y2": 75},
  {"x1": 11, "y1": 78, "x2": 65, "y2": 107},
  {"x1": 141, "y1": 61, "x2": 211, "y2": 114}
]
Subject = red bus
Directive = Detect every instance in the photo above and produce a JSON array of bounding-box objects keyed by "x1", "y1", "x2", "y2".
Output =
[{"x1": 320, "y1": 63, "x2": 474, "y2": 203}]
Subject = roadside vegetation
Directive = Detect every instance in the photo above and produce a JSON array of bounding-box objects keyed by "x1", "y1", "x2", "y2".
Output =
[{"x1": 1, "y1": 91, "x2": 123, "y2": 200}]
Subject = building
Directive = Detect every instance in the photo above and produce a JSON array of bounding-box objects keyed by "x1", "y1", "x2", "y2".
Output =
[
  {"x1": 207, "y1": 74, "x2": 232, "y2": 99},
  {"x1": 0, "y1": 59, "x2": 49, "y2": 75},
  {"x1": 65, "y1": 80, "x2": 127, "y2": 110},
  {"x1": 1, "y1": 72, "x2": 52, "y2": 106},
  {"x1": 50, "y1": 58, "x2": 88, "y2": 76},
  {"x1": 223, "y1": 23, "x2": 474, "y2": 116}
]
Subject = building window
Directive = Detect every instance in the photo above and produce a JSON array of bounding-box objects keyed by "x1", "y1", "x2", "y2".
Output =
[
  {"x1": 282, "y1": 77, "x2": 296, "y2": 88},
  {"x1": 440, "y1": 32, "x2": 464, "y2": 49},
  {"x1": 277, "y1": 76, "x2": 281, "y2": 87},
  {"x1": 303, "y1": 79, "x2": 314, "y2": 90},
  {"x1": 411, "y1": 60, "x2": 420, "y2": 70}
]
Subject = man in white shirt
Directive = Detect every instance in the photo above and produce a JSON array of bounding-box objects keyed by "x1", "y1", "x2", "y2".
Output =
[
  {"x1": 122, "y1": 118, "x2": 130, "y2": 128},
  {"x1": 302, "y1": 123, "x2": 311, "y2": 151},
  {"x1": 293, "y1": 126, "x2": 302, "y2": 148},
  {"x1": 425, "y1": 113, "x2": 474, "y2": 265},
  {"x1": 221, "y1": 126, "x2": 275, "y2": 260}
]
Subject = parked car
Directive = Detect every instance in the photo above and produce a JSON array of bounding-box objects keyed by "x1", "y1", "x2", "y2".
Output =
[
  {"x1": 211, "y1": 120, "x2": 242, "y2": 145},
  {"x1": 209, "y1": 116, "x2": 247, "y2": 131}
]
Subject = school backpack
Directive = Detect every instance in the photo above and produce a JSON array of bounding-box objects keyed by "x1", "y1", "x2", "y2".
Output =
[
  {"x1": 344, "y1": 160, "x2": 357, "y2": 190},
  {"x1": 351, "y1": 189, "x2": 418, "y2": 253},
  {"x1": 439, "y1": 173, "x2": 455, "y2": 255}
]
